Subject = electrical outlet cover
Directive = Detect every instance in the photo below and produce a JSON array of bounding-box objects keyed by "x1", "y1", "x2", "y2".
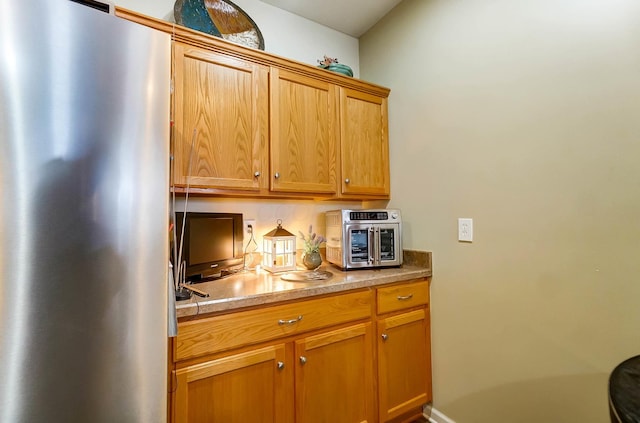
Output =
[
  {"x1": 244, "y1": 219, "x2": 256, "y2": 235},
  {"x1": 458, "y1": 218, "x2": 473, "y2": 242}
]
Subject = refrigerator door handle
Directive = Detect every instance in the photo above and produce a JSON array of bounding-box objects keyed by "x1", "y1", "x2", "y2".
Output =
[{"x1": 69, "y1": 0, "x2": 115, "y2": 15}]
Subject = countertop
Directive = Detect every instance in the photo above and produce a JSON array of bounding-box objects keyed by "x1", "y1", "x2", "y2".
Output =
[{"x1": 175, "y1": 250, "x2": 432, "y2": 318}]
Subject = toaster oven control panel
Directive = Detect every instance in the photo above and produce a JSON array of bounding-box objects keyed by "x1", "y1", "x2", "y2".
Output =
[{"x1": 349, "y1": 211, "x2": 399, "y2": 221}]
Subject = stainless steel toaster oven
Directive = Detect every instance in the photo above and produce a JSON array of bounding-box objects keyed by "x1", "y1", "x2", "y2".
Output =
[{"x1": 325, "y1": 209, "x2": 402, "y2": 269}]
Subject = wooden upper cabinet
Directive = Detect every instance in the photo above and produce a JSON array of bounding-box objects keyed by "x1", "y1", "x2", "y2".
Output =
[
  {"x1": 172, "y1": 42, "x2": 269, "y2": 191},
  {"x1": 270, "y1": 68, "x2": 338, "y2": 195},
  {"x1": 340, "y1": 87, "x2": 390, "y2": 197},
  {"x1": 116, "y1": 9, "x2": 392, "y2": 199}
]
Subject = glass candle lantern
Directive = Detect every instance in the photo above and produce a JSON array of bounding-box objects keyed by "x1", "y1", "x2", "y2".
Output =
[{"x1": 262, "y1": 219, "x2": 296, "y2": 273}]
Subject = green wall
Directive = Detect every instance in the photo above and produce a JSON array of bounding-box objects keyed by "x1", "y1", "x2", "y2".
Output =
[{"x1": 360, "y1": 0, "x2": 640, "y2": 421}]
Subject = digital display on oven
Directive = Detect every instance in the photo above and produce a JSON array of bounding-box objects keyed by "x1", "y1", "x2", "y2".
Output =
[{"x1": 349, "y1": 211, "x2": 388, "y2": 220}]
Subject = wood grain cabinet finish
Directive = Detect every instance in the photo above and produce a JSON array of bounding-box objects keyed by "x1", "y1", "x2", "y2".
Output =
[
  {"x1": 340, "y1": 88, "x2": 390, "y2": 197},
  {"x1": 116, "y1": 8, "x2": 391, "y2": 200},
  {"x1": 175, "y1": 290, "x2": 371, "y2": 361},
  {"x1": 173, "y1": 344, "x2": 294, "y2": 423},
  {"x1": 376, "y1": 281, "x2": 432, "y2": 423},
  {"x1": 171, "y1": 290, "x2": 374, "y2": 423},
  {"x1": 295, "y1": 323, "x2": 375, "y2": 423},
  {"x1": 172, "y1": 42, "x2": 269, "y2": 192},
  {"x1": 169, "y1": 280, "x2": 431, "y2": 423},
  {"x1": 270, "y1": 68, "x2": 338, "y2": 195},
  {"x1": 377, "y1": 281, "x2": 429, "y2": 315},
  {"x1": 173, "y1": 324, "x2": 375, "y2": 423}
]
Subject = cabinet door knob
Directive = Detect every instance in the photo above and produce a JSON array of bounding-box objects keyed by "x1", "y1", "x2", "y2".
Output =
[
  {"x1": 254, "y1": 171, "x2": 261, "y2": 177},
  {"x1": 277, "y1": 361, "x2": 285, "y2": 370},
  {"x1": 344, "y1": 178, "x2": 350, "y2": 184},
  {"x1": 299, "y1": 356, "x2": 307, "y2": 365},
  {"x1": 274, "y1": 172, "x2": 280, "y2": 179},
  {"x1": 381, "y1": 333, "x2": 389, "y2": 341}
]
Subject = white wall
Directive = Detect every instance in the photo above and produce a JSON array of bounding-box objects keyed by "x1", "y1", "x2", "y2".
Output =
[
  {"x1": 174, "y1": 197, "x2": 367, "y2": 255},
  {"x1": 114, "y1": 0, "x2": 360, "y2": 76},
  {"x1": 360, "y1": 0, "x2": 640, "y2": 422}
]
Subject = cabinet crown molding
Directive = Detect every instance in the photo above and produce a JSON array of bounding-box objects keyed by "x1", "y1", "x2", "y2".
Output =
[{"x1": 115, "y1": 7, "x2": 390, "y2": 98}]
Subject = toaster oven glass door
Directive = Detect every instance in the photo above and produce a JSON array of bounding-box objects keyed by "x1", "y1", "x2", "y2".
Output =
[
  {"x1": 345, "y1": 224, "x2": 373, "y2": 267},
  {"x1": 376, "y1": 224, "x2": 400, "y2": 266},
  {"x1": 345, "y1": 223, "x2": 401, "y2": 267}
]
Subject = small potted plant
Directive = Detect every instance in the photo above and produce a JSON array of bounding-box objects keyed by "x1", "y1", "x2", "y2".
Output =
[{"x1": 299, "y1": 225, "x2": 326, "y2": 270}]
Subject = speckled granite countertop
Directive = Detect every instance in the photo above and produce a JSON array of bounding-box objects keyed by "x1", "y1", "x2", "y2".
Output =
[{"x1": 176, "y1": 250, "x2": 432, "y2": 318}]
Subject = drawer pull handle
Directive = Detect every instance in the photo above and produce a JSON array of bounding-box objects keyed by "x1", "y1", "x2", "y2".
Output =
[
  {"x1": 381, "y1": 333, "x2": 389, "y2": 341},
  {"x1": 277, "y1": 361, "x2": 285, "y2": 370},
  {"x1": 397, "y1": 294, "x2": 414, "y2": 301},
  {"x1": 278, "y1": 315, "x2": 303, "y2": 325},
  {"x1": 299, "y1": 356, "x2": 307, "y2": 365}
]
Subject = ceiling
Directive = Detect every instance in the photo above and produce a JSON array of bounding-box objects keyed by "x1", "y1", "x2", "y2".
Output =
[{"x1": 258, "y1": 0, "x2": 403, "y2": 37}]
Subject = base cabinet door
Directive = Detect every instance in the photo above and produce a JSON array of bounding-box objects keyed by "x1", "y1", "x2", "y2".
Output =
[
  {"x1": 173, "y1": 344, "x2": 293, "y2": 423},
  {"x1": 295, "y1": 323, "x2": 375, "y2": 423},
  {"x1": 377, "y1": 309, "x2": 432, "y2": 423}
]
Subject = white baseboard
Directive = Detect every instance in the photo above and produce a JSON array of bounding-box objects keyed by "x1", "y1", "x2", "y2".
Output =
[{"x1": 427, "y1": 407, "x2": 457, "y2": 423}]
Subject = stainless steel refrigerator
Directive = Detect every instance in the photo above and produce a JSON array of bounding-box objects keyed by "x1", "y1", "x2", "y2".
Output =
[{"x1": 0, "y1": 1, "x2": 171, "y2": 421}]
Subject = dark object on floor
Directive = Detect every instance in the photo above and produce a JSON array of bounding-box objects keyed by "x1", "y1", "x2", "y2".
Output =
[{"x1": 609, "y1": 354, "x2": 640, "y2": 422}]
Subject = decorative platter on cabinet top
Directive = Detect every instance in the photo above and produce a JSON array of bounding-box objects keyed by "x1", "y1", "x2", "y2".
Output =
[{"x1": 174, "y1": 0, "x2": 265, "y2": 50}]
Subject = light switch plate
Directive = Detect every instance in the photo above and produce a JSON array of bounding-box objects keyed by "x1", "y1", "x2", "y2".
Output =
[{"x1": 458, "y1": 218, "x2": 473, "y2": 242}]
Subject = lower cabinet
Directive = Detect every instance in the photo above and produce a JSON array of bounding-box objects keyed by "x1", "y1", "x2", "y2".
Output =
[
  {"x1": 173, "y1": 323, "x2": 374, "y2": 423},
  {"x1": 170, "y1": 280, "x2": 430, "y2": 423},
  {"x1": 377, "y1": 310, "x2": 431, "y2": 422},
  {"x1": 376, "y1": 281, "x2": 432, "y2": 423},
  {"x1": 295, "y1": 323, "x2": 374, "y2": 423},
  {"x1": 173, "y1": 344, "x2": 293, "y2": 423}
]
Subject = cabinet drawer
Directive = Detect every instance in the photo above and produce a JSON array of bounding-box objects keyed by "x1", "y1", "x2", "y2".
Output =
[
  {"x1": 175, "y1": 290, "x2": 372, "y2": 361},
  {"x1": 376, "y1": 280, "x2": 429, "y2": 315}
]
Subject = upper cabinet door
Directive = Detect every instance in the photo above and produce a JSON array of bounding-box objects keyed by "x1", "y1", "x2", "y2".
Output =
[
  {"x1": 172, "y1": 42, "x2": 269, "y2": 191},
  {"x1": 340, "y1": 88, "x2": 390, "y2": 197},
  {"x1": 270, "y1": 68, "x2": 338, "y2": 195}
]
